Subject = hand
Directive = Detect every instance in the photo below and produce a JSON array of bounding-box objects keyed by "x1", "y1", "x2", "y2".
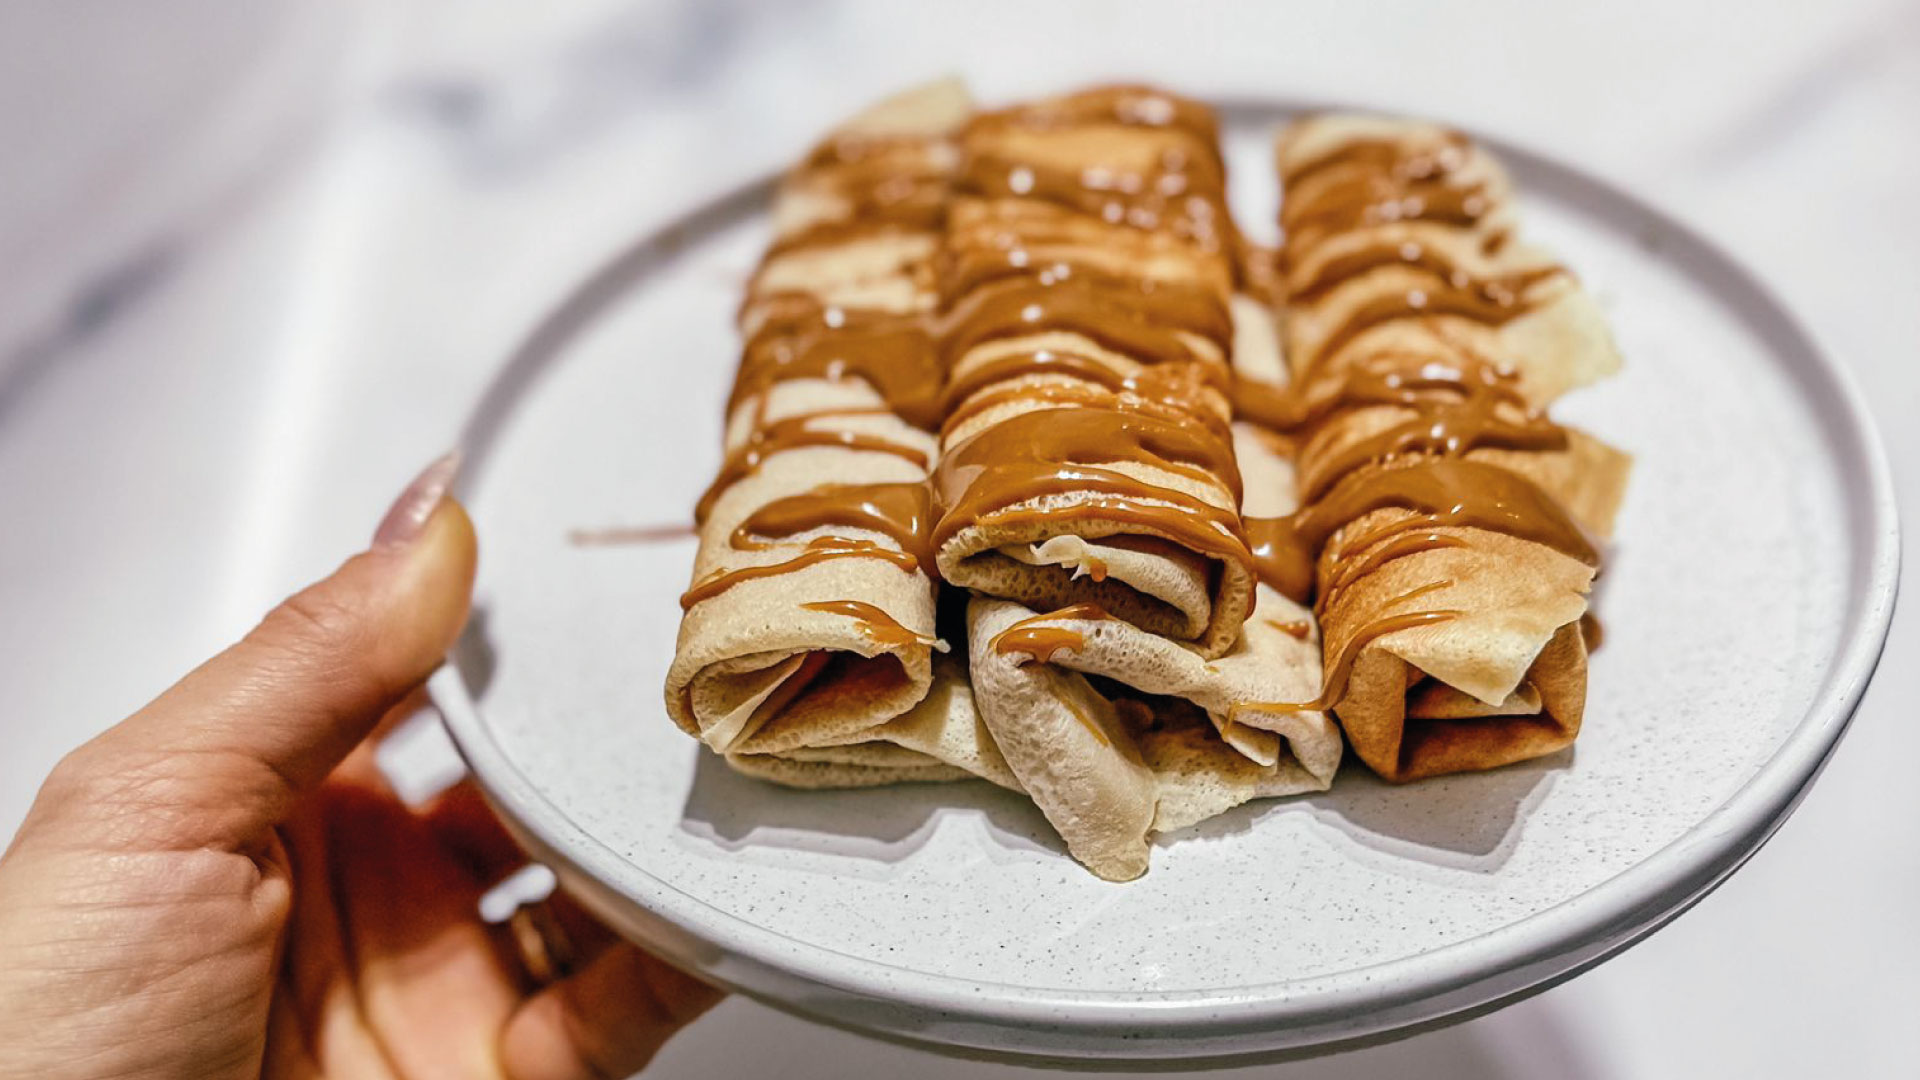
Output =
[{"x1": 0, "y1": 455, "x2": 721, "y2": 1080}]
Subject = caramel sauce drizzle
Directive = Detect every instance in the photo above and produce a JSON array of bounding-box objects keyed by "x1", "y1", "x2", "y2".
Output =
[
  {"x1": 684, "y1": 119, "x2": 954, "y2": 614},
  {"x1": 930, "y1": 87, "x2": 1255, "y2": 635},
  {"x1": 961, "y1": 86, "x2": 1234, "y2": 256},
  {"x1": 990, "y1": 602, "x2": 1117, "y2": 660},
  {"x1": 1280, "y1": 133, "x2": 1476, "y2": 241},
  {"x1": 1265, "y1": 618, "x2": 1313, "y2": 640},
  {"x1": 1246, "y1": 458, "x2": 1597, "y2": 605},
  {"x1": 731, "y1": 481, "x2": 934, "y2": 571},
  {"x1": 799, "y1": 600, "x2": 937, "y2": 650},
  {"x1": 681, "y1": 483, "x2": 934, "y2": 610},
  {"x1": 731, "y1": 302, "x2": 945, "y2": 430},
  {"x1": 694, "y1": 411, "x2": 930, "y2": 525},
  {"x1": 930, "y1": 403, "x2": 1248, "y2": 557},
  {"x1": 941, "y1": 272, "x2": 1226, "y2": 371},
  {"x1": 1290, "y1": 241, "x2": 1561, "y2": 306},
  {"x1": 1228, "y1": 126, "x2": 1602, "y2": 711},
  {"x1": 679, "y1": 537, "x2": 918, "y2": 610}
]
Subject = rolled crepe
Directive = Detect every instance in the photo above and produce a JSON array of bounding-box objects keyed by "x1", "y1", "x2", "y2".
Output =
[
  {"x1": 930, "y1": 85, "x2": 1257, "y2": 659},
  {"x1": 961, "y1": 299, "x2": 1341, "y2": 882},
  {"x1": 1274, "y1": 113, "x2": 1620, "y2": 403},
  {"x1": 665, "y1": 81, "x2": 970, "y2": 762},
  {"x1": 727, "y1": 657, "x2": 1021, "y2": 790},
  {"x1": 1241, "y1": 114, "x2": 1632, "y2": 782}
]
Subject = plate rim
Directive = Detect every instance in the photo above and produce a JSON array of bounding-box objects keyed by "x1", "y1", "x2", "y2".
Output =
[{"x1": 431, "y1": 96, "x2": 1901, "y2": 1055}]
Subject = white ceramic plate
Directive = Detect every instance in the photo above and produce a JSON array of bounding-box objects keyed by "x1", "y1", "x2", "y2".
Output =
[{"x1": 430, "y1": 99, "x2": 1898, "y2": 1064}]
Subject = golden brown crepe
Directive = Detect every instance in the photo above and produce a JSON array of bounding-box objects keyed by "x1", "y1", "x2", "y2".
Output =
[
  {"x1": 1248, "y1": 113, "x2": 1632, "y2": 782},
  {"x1": 665, "y1": 80, "x2": 968, "y2": 764},
  {"x1": 929, "y1": 86, "x2": 1257, "y2": 660},
  {"x1": 959, "y1": 299, "x2": 1340, "y2": 881}
]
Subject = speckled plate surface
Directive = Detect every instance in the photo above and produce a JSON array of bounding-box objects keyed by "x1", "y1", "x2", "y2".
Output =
[{"x1": 429, "y1": 100, "x2": 1898, "y2": 1064}]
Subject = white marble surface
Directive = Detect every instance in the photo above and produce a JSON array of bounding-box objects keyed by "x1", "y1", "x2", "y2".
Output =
[{"x1": 2, "y1": 1, "x2": 1916, "y2": 1076}]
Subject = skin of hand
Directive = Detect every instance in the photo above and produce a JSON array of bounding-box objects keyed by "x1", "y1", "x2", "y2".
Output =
[{"x1": 0, "y1": 455, "x2": 721, "y2": 1080}]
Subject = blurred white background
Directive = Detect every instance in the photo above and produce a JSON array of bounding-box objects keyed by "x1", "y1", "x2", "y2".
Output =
[{"x1": 2, "y1": 1, "x2": 1915, "y2": 1076}]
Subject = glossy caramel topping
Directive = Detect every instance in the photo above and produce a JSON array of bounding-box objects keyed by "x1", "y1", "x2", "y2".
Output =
[
  {"x1": 731, "y1": 481, "x2": 933, "y2": 574},
  {"x1": 791, "y1": 129, "x2": 955, "y2": 231},
  {"x1": 932, "y1": 89, "x2": 1252, "y2": 638},
  {"x1": 992, "y1": 625, "x2": 1085, "y2": 662},
  {"x1": 1244, "y1": 458, "x2": 1598, "y2": 606},
  {"x1": 1265, "y1": 618, "x2": 1312, "y2": 640},
  {"x1": 1285, "y1": 181, "x2": 1489, "y2": 252},
  {"x1": 931, "y1": 403, "x2": 1246, "y2": 545},
  {"x1": 1280, "y1": 132, "x2": 1491, "y2": 271},
  {"x1": 1298, "y1": 380, "x2": 1566, "y2": 504},
  {"x1": 695, "y1": 411, "x2": 930, "y2": 524},
  {"x1": 1304, "y1": 275, "x2": 1542, "y2": 371},
  {"x1": 1281, "y1": 131, "x2": 1470, "y2": 192},
  {"x1": 941, "y1": 347, "x2": 1130, "y2": 415},
  {"x1": 942, "y1": 272, "x2": 1226, "y2": 371},
  {"x1": 1234, "y1": 608, "x2": 1463, "y2": 715},
  {"x1": 1234, "y1": 125, "x2": 1604, "y2": 713},
  {"x1": 799, "y1": 599, "x2": 936, "y2": 650},
  {"x1": 969, "y1": 85, "x2": 1223, "y2": 146},
  {"x1": 679, "y1": 537, "x2": 919, "y2": 610},
  {"x1": 962, "y1": 152, "x2": 1231, "y2": 254},
  {"x1": 1315, "y1": 529, "x2": 1470, "y2": 616},
  {"x1": 1290, "y1": 240, "x2": 1561, "y2": 306},
  {"x1": 991, "y1": 603, "x2": 1115, "y2": 660},
  {"x1": 732, "y1": 303, "x2": 945, "y2": 429},
  {"x1": 961, "y1": 87, "x2": 1238, "y2": 258}
]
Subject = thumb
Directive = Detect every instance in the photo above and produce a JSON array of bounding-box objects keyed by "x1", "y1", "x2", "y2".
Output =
[{"x1": 26, "y1": 453, "x2": 477, "y2": 854}]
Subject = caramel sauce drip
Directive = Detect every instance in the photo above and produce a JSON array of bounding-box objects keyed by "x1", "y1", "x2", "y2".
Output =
[
  {"x1": 961, "y1": 86, "x2": 1240, "y2": 261},
  {"x1": 792, "y1": 130, "x2": 955, "y2": 232},
  {"x1": 931, "y1": 403, "x2": 1247, "y2": 554},
  {"x1": 992, "y1": 625, "x2": 1085, "y2": 662},
  {"x1": 679, "y1": 537, "x2": 919, "y2": 610},
  {"x1": 968, "y1": 85, "x2": 1224, "y2": 147},
  {"x1": 1296, "y1": 360, "x2": 1568, "y2": 503},
  {"x1": 1265, "y1": 618, "x2": 1312, "y2": 640},
  {"x1": 1224, "y1": 127, "x2": 1613, "y2": 713},
  {"x1": 1290, "y1": 240, "x2": 1561, "y2": 306},
  {"x1": 1285, "y1": 181, "x2": 1489, "y2": 252},
  {"x1": 1280, "y1": 133, "x2": 1477, "y2": 239},
  {"x1": 1304, "y1": 276, "x2": 1543, "y2": 371},
  {"x1": 695, "y1": 410, "x2": 930, "y2": 524},
  {"x1": 731, "y1": 302, "x2": 945, "y2": 429},
  {"x1": 680, "y1": 116, "x2": 963, "y2": 617},
  {"x1": 731, "y1": 481, "x2": 934, "y2": 571},
  {"x1": 942, "y1": 271, "x2": 1227, "y2": 371},
  {"x1": 1236, "y1": 609, "x2": 1465, "y2": 715},
  {"x1": 990, "y1": 602, "x2": 1117, "y2": 660},
  {"x1": 1245, "y1": 458, "x2": 1598, "y2": 606},
  {"x1": 931, "y1": 86, "x2": 1252, "y2": 636},
  {"x1": 798, "y1": 599, "x2": 935, "y2": 650},
  {"x1": 763, "y1": 217, "x2": 939, "y2": 260}
]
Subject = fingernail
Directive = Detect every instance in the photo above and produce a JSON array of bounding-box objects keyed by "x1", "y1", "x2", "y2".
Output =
[{"x1": 375, "y1": 450, "x2": 461, "y2": 548}]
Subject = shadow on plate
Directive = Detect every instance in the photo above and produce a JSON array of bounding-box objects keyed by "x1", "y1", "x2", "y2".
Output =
[
  {"x1": 1153, "y1": 752, "x2": 1563, "y2": 876},
  {"x1": 678, "y1": 751, "x2": 1067, "y2": 872},
  {"x1": 1305, "y1": 752, "x2": 1565, "y2": 873}
]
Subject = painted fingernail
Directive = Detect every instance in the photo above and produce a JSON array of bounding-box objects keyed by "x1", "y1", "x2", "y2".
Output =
[{"x1": 374, "y1": 450, "x2": 461, "y2": 548}]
